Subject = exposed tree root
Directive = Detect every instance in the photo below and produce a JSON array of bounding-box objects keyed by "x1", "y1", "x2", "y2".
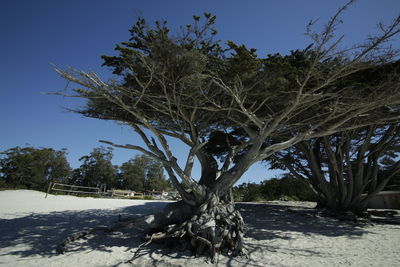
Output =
[
  {"x1": 57, "y1": 197, "x2": 246, "y2": 263},
  {"x1": 57, "y1": 226, "x2": 107, "y2": 254},
  {"x1": 131, "y1": 195, "x2": 246, "y2": 263},
  {"x1": 56, "y1": 220, "x2": 136, "y2": 254}
]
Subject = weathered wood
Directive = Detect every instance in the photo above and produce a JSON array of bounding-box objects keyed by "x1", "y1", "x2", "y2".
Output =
[{"x1": 45, "y1": 182, "x2": 53, "y2": 198}]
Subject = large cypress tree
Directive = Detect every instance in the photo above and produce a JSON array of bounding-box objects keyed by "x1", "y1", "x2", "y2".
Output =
[{"x1": 54, "y1": 3, "x2": 400, "y2": 260}]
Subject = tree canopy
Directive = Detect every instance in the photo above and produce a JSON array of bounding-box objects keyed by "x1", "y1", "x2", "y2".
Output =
[
  {"x1": 55, "y1": 10, "x2": 400, "y2": 201},
  {"x1": 0, "y1": 146, "x2": 71, "y2": 190},
  {"x1": 118, "y1": 154, "x2": 170, "y2": 192},
  {"x1": 70, "y1": 146, "x2": 116, "y2": 189}
]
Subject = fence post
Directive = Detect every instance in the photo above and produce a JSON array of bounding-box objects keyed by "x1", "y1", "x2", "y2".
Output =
[
  {"x1": 45, "y1": 182, "x2": 53, "y2": 198},
  {"x1": 44, "y1": 183, "x2": 101, "y2": 197}
]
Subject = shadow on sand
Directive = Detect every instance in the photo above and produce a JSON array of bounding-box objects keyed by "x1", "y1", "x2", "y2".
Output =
[
  {"x1": 228, "y1": 202, "x2": 372, "y2": 267},
  {"x1": 0, "y1": 201, "x2": 372, "y2": 266},
  {"x1": 0, "y1": 202, "x2": 168, "y2": 260},
  {"x1": 239, "y1": 202, "x2": 369, "y2": 240}
]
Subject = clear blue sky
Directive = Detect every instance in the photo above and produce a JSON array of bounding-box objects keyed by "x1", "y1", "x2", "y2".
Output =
[{"x1": 1, "y1": 0, "x2": 399, "y2": 185}]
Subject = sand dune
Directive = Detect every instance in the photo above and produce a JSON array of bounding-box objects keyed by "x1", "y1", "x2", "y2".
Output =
[{"x1": 0, "y1": 190, "x2": 399, "y2": 266}]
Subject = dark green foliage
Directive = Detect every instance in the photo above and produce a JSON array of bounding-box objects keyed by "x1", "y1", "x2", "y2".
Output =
[
  {"x1": 145, "y1": 159, "x2": 169, "y2": 191},
  {"x1": 0, "y1": 146, "x2": 71, "y2": 191},
  {"x1": 71, "y1": 147, "x2": 116, "y2": 189},
  {"x1": 143, "y1": 195, "x2": 153, "y2": 200},
  {"x1": 0, "y1": 144, "x2": 170, "y2": 192},
  {"x1": 0, "y1": 177, "x2": 7, "y2": 189},
  {"x1": 261, "y1": 174, "x2": 316, "y2": 201},
  {"x1": 93, "y1": 13, "x2": 227, "y2": 134},
  {"x1": 234, "y1": 182, "x2": 263, "y2": 202},
  {"x1": 233, "y1": 174, "x2": 315, "y2": 202},
  {"x1": 118, "y1": 154, "x2": 170, "y2": 192},
  {"x1": 118, "y1": 155, "x2": 149, "y2": 191},
  {"x1": 97, "y1": 12, "x2": 341, "y2": 142}
]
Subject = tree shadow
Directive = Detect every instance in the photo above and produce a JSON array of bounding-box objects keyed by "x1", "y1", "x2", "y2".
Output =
[
  {"x1": 238, "y1": 202, "x2": 370, "y2": 241},
  {"x1": 0, "y1": 202, "x2": 168, "y2": 259},
  {"x1": 217, "y1": 202, "x2": 375, "y2": 267},
  {"x1": 0, "y1": 201, "x2": 375, "y2": 266}
]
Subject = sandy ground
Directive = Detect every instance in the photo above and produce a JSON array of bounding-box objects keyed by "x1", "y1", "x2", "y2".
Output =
[{"x1": 0, "y1": 190, "x2": 399, "y2": 267}]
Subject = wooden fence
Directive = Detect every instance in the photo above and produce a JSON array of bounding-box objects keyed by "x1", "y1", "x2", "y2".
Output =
[{"x1": 45, "y1": 182, "x2": 100, "y2": 198}]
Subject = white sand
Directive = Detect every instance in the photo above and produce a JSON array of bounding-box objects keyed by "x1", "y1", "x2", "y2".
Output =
[{"x1": 0, "y1": 190, "x2": 399, "y2": 267}]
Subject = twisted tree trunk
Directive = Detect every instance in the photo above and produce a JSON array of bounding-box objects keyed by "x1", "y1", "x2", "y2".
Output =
[
  {"x1": 57, "y1": 151, "x2": 246, "y2": 262},
  {"x1": 140, "y1": 192, "x2": 244, "y2": 261},
  {"x1": 281, "y1": 125, "x2": 400, "y2": 216}
]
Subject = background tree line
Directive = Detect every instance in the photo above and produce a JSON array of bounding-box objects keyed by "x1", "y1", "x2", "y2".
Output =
[
  {"x1": 0, "y1": 145, "x2": 171, "y2": 192},
  {"x1": 233, "y1": 174, "x2": 316, "y2": 202},
  {"x1": 2, "y1": 143, "x2": 397, "y2": 203}
]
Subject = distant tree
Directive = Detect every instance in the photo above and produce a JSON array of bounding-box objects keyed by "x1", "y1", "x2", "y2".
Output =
[
  {"x1": 272, "y1": 124, "x2": 400, "y2": 213},
  {"x1": 73, "y1": 147, "x2": 116, "y2": 189},
  {"x1": 0, "y1": 146, "x2": 71, "y2": 190},
  {"x1": 233, "y1": 175, "x2": 315, "y2": 202},
  {"x1": 54, "y1": 3, "x2": 400, "y2": 260},
  {"x1": 260, "y1": 178, "x2": 280, "y2": 200},
  {"x1": 261, "y1": 174, "x2": 316, "y2": 201},
  {"x1": 69, "y1": 167, "x2": 83, "y2": 186},
  {"x1": 119, "y1": 155, "x2": 149, "y2": 191},
  {"x1": 233, "y1": 183, "x2": 264, "y2": 202},
  {"x1": 119, "y1": 155, "x2": 169, "y2": 191},
  {"x1": 145, "y1": 158, "x2": 169, "y2": 191}
]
